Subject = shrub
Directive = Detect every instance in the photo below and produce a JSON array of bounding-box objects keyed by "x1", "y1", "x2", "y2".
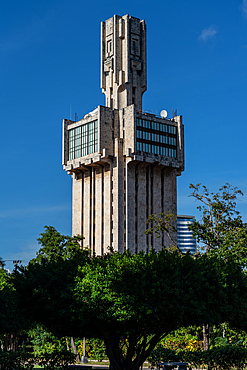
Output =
[
  {"x1": 36, "y1": 348, "x2": 76, "y2": 369},
  {"x1": 0, "y1": 351, "x2": 35, "y2": 370},
  {"x1": 0, "y1": 349, "x2": 75, "y2": 370},
  {"x1": 147, "y1": 346, "x2": 180, "y2": 368},
  {"x1": 148, "y1": 344, "x2": 247, "y2": 370}
]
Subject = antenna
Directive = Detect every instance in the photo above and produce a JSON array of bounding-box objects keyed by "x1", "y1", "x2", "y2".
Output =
[
  {"x1": 75, "y1": 112, "x2": 78, "y2": 121},
  {"x1": 160, "y1": 110, "x2": 168, "y2": 119}
]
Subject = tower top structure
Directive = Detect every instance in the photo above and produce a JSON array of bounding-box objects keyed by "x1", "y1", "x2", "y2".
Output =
[{"x1": 101, "y1": 14, "x2": 147, "y2": 112}]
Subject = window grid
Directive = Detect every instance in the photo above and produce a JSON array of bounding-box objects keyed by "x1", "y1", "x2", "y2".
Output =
[
  {"x1": 136, "y1": 118, "x2": 177, "y2": 158},
  {"x1": 68, "y1": 120, "x2": 98, "y2": 160}
]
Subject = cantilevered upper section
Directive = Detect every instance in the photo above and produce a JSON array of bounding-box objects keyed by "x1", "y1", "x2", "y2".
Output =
[{"x1": 101, "y1": 14, "x2": 147, "y2": 112}]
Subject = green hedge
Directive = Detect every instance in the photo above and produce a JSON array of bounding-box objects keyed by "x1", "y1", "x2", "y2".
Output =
[
  {"x1": 0, "y1": 351, "x2": 35, "y2": 370},
  {"x1": 0, "y1": 349, "x2": 76, "y2": 370},
  {"x1": 148, "y1": 344, "x2": 247, "y2": 370}
]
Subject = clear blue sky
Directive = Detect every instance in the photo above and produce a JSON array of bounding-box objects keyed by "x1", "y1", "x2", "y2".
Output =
[{"x1": 1, "y1": 0, "x2": 247, "y2": 271}]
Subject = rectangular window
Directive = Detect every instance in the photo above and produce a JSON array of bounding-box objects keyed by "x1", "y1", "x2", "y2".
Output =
[
  {"x1": 68, "y1": 130, "x2": 75, "y2": 160},
  {"x1": 67, "y1": 119, "x2": 98, "y2": 160},
  {"x1": 136, "y1": 118, "x2": 177, "y2": 159}
]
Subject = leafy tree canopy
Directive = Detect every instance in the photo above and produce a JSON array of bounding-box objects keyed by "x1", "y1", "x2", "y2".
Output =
[
  {"x1": 30, "y1": 225, "x2": 84, "y2": 264},
  {"x1": 13, "y1": 227, "x2": 247, "y2": 370},
  {"x1": 0, "y1": 257, "x2": 5, "y2": 268},
  {"x1": 0, "y1": 269, "x2": 25, "y2": 335},
  {"x1": 189, "y1": 183, "x2": 247, "y2": 266}
]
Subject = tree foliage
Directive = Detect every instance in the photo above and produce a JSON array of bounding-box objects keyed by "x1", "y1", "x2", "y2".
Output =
[
  {"x1": 0, "y1": 257, "x2": 5, "y2": 269},
  {"x1": 145, "y1": 212, "x2": 178, "y2": 250},
  {"x1": 31, "y1": 225, "x2": 84, "y2": 264},
  {"x1": 0, "y1": 269, "x2": 25, "y2": 337},
  {"x1": 189, "y1": 183, "x2": 247, "y2": 351},
  {"x1": 13, "y1": 226, "x2": 247, "y2": 370},
  {"x1": 189, "y1": 183, "x2": 247, "y2": 263}
]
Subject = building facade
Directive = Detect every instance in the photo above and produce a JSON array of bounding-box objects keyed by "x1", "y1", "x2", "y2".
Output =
[
  {"x1": 177, "y1": 215, "x2": 196, "y2": 254},
  {"x1": 62, "y1": 14, "x2": 185, "y2": 254}
]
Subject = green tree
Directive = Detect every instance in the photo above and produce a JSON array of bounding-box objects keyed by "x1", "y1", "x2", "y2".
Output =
[
  {"x1": 0, "y1": 268, "x2": 26, "y2": 350},
  {"x1": 31, "y1": 225, "x2": 84, "y2": 264},
  {"x1": 189, "y1": 183, "x2": 247, "y2": 350},
  {"x1": 189, "y1": 183, "x2": 247, "y2": 260},
  {"x1": 13, "y1": 227, "x2": 247, "y2": 370},
  {"x1": 21, "y1": 226, "x2": 86, "y2": 361},
  {"x1": 0, "y1": 257, "x2": 5, "y2": 269}
]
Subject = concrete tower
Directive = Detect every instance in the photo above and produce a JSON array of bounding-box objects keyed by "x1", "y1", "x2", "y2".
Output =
[
  {"x1": 62, "y1": 14, "x2": 184, "y2": 254},
  {"x1": 101, "y1": 15, "x2": 147, "y2": 112}
]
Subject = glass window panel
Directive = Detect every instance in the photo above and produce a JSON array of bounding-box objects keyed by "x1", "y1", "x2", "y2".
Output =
[
  {"x1": 75, "y1": 149, "x2": 81, "y2": 158},
  {"x1": 75, "y1": 126, "x2": 81, "y2": 136}
]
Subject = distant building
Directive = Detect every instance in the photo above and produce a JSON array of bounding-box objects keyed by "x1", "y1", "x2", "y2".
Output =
[
  {"x1": 177, "y1": 215, "x2": 196, "y2": 254},
  {"x1": 62, "y1": 14, "x2": 185, "y2": 254}
]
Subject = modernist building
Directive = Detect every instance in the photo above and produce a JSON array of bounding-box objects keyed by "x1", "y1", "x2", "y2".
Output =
[
  {"x1": 177, "y1": 215, "x2": 196, "y2": 254},
  {"x1": 62, "y1": 14, "x2": 185, "y2": 254}
]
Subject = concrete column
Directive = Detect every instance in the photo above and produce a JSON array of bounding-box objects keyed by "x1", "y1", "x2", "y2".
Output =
[
  {"x1": 82, "y1": 169, "x2": 91, "y2": 249},
  {"x1": 112, "y1": 138, "x2": 124, "y2": 252},
  {"x1": 137, "y1": 164, "x2": 148, "y2": 252},
  {"x1": 126, "y1": 160, "x2": 135, "y2": 253},
  {"x1": 103, "y1": 163, "x2": 111, "y2": 252},
  {"x1": 152, "y1": 166, "x2": 162, "y2": 251},
  {"x1": 162, "y1": 168, "x2": 178, "y2": 248},
  {"x1": 95, "y1": 166, "x2": 102, "y2": 255},
  {"x1": 72, "y1": 172, "x2": 83, "y2": 237}
]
